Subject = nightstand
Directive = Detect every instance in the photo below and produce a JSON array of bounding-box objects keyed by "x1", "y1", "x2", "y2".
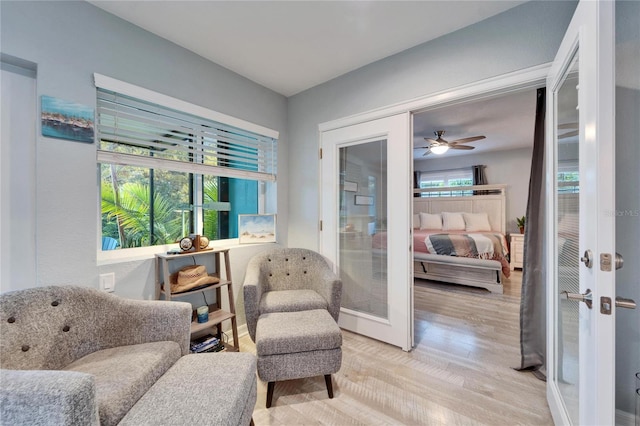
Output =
[{"x1": 510, "y1": 233, "x2": 525, "y2": 270}]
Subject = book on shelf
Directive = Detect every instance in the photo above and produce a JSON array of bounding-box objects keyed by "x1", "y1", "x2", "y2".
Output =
[{"x1": 190, "y1": 335, "x2": 221, "y2": 353}]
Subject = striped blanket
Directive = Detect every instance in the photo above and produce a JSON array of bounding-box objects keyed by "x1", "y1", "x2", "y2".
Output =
[{"x1": 425, "y1": 232, "x2": 511, "y2": 277}]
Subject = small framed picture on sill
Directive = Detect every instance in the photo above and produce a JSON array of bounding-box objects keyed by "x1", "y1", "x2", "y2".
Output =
[{"x1": 238, "y1": 214, "x2": 277, "y2": 244}]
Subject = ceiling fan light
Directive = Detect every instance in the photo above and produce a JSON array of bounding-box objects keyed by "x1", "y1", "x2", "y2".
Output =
[{"x1": 430, "y1": 145, "x2": 449, "y2": 155}]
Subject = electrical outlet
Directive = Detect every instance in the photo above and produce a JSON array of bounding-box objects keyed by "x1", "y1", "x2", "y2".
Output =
[{"x1": 100, "y1": 272, "x2": 115, "y2": 292}]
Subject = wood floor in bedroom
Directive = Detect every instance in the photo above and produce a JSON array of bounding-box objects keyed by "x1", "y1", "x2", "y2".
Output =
[{"x1": 240, "y1": 270, "x2": 553, "y2": 425}]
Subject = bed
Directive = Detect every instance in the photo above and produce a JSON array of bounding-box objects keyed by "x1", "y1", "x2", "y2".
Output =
[{"x1": 411, "y1": 184, "x2": 510, "y2": 293}]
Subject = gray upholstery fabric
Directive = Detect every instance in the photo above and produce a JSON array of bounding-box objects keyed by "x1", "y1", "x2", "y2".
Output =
[
  {"x1": 0, "y1": 286, "x2": 193, "y2": 371},
  {"x1": 0, "y1": 369, "x2": 99, "y2": 426},
  {"x1": 259, "y1": 289, "x2": 327, "y2": 314},
  {"x1": 255, "y1": 310, "x2": 342, "y2": 383},
  {"x1": 256, "y1": 310, "x2": 342, "y2": 356},
  {"x1": 65, "y1": 341, "x2": 181, "y2": 426},
  {"x1": 119, "y1": 353, "x2": 257, "y2": 426},
  {"x1": 257, "y1": 348, "x2": 342, "y2": 383},
  {"x1": 0, "y1": 286, "x2": 192, "y2": 425},
  {"x1": 243, "y1": 248, "x2": 342, "y2": 341}
]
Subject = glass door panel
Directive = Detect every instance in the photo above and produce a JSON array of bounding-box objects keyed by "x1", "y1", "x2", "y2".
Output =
[
  {"x1": 555, "y1": 50, "x2": 580, "y2": 425},
  {"x1": 339, "y1": 140, "x2": 388, "y2": 318}
]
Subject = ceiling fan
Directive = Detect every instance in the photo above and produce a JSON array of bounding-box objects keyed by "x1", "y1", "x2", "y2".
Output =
[{"x1": 419, "y1": 130, "x2": 486, "y2": 156}]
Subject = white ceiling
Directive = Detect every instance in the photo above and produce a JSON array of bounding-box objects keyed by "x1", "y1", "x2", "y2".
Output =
[{"x1": 89, "y1": 0, "x2": 526, "y2": 97}]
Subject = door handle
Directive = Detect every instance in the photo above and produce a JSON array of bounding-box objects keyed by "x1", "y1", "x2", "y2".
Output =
[
  {"x1": 561, "y1": 289, "x2": 593, "y2": 309},
  {"x1": 615, "y1": 297, "x2": 636, "y2": 310}
]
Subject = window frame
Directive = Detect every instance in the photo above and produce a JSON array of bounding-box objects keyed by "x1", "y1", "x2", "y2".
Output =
[{"x1": 95, "y1": 74, "x2": 278, "y2": 264}]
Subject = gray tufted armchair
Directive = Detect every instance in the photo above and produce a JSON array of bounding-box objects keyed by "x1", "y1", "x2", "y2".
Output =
[{"x1": 243, "y1": 248, "x2": 342, "y2": 342}]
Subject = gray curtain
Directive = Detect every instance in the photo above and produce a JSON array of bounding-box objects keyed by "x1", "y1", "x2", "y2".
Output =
[
  {"x1": 517, "y1": 87, "x2": 546, "y2": 380},
  {"x1": 472, "y1": 165, "x2": 487, "y2": 194}
]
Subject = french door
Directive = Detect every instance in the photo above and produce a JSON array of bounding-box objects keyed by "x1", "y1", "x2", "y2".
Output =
[
  {"x1": 546, "y1": 1, "x2": 617, "y2": 424},
  {"x1": 320, "y1": 113, "x2": 412, "y2": 351}
]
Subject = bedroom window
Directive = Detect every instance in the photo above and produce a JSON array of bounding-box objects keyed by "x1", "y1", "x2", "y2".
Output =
[
  {"x1": 418, "y1": 169, "x2": 473, "y2": 197},
  {"x1": 95, "y1": 74, "x2": 277, "y2": 251}
]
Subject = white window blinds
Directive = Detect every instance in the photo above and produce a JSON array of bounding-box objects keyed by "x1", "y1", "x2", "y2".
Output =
[{"x1": 94, "y1": 74, "x2": 277, "y2": 182}]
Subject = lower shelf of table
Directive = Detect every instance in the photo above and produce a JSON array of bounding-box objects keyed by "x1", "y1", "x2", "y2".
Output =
[{"x1": 190, "y1": 309, "x2": 235, "y2": 334}]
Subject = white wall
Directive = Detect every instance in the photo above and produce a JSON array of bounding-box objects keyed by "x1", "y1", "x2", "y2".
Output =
[
  {"x1": 286, "y1": 0, "x2": 577, "y2": 250},
  {"x1": 1, "y1": 63, "x2": 37, "y2": 292},
  {"x1": 0, "y1": 2, "x2": 288, "y2": 327},
  {"x1": 414, "y1": 147, "x2": 533, "y2": 234}
]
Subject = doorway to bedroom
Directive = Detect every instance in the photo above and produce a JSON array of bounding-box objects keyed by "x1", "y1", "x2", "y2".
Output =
[{"x1": 409, "y1": 88, "x2": 539, "y2": 352}]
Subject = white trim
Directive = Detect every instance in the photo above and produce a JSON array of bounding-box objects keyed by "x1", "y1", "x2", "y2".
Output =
[
  {"x1": 93, "y1": 73, "x2": 279, "y2": 140},
  {"x1": 319, "y1": 62, "x2": 551, "y2": 132}
]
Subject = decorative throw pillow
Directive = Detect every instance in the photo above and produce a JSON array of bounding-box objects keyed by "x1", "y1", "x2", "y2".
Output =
[
  {"x1": 413, "y1": 214, "x2": 421, "y2": 229},
  {"x1": 442, "y1": 212, "x2": 466, "y2": 231},
  {"x1": 420, "y1": 212, "x2": 442, "y2": 230},
  {"x1": 464, "y1": 212, "x2": 492, "y2": 232}
]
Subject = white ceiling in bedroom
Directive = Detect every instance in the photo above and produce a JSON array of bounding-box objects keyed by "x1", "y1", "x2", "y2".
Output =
[{"x1": 412, "y1": 89, "x2": 538, "y2": 159}]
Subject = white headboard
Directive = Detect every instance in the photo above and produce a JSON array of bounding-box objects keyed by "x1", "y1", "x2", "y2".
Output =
[{"x1": 413, "y1": 185, "x2": 507, "y2": 234}]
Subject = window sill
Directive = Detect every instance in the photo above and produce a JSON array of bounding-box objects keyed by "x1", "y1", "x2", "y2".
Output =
[{"x1": 96, "y1": 238, "x2": 257, "y2": 266}]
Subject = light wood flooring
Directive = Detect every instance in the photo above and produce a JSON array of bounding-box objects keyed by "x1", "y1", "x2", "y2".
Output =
[{"x1": 239, "y1": 270, "x2": 553, "y2": 425}]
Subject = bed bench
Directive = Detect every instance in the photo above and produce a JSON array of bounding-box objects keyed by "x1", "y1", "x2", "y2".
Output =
[{"x1": 414, "y1": 253, "x2": 503, "y2": 294}]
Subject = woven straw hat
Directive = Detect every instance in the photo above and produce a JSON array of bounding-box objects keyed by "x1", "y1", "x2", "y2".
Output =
[{"x1": 169, "y1": 265, "x2": 219, "y2": 294}]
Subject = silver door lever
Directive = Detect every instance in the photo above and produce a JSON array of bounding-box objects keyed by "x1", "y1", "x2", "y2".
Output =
[{"x1": 561, "y1": 289, "x2": 593, "y2": 309}]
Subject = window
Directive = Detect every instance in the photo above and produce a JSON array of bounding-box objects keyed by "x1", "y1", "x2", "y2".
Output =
[
  {"x1": 95, "y1": 74, "x2": 277, "y2": 251},
  {"x1": 557, "y1": 162, "x2": 579, "y2": 193},
  {"x1": 418, "y1": 169, "x2": 474, "y2": 197}
]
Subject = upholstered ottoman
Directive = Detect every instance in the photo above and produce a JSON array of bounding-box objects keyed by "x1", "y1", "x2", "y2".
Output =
[
  {"x1": 119, "y1": 352, "x2": 257, "y2": 426},
  {"x1": 255, "y1": 309, "x2": 342, "y2": 407}
]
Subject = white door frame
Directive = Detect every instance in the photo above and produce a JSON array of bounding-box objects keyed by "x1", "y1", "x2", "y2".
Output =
[
  {"x1": 318, "y1": 63, "x2": 550, "y2": 351},
  {"x1": 545, "y1": 1, "x2": 616, "y2": 424}
]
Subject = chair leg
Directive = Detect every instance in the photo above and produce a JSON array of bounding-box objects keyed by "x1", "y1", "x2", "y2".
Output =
[
  {"x1": 324, "y1": 374, "x2": 334, "y2": 399},
  {"x1": 266, "y1": 381, "x2": 275, "y2": 408},
  {"x1": 250, "y1": 418, "x2": 255, "y2": 426}
]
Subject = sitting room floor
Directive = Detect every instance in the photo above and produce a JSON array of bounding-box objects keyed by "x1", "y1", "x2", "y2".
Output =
[{"x1": 239, "y1": 270, "x2": 552, "y2": 425}]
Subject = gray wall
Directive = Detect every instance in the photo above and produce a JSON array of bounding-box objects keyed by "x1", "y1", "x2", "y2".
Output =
[
  {"x1": 287, "y1": 0, "x2": 577, "y2": 249},
  {"x1": 414, "y1": 147, "x2": 533, "y2": 234},
  {"x1": 0, "y1": 1, "x2": 289, "y2": 327}
]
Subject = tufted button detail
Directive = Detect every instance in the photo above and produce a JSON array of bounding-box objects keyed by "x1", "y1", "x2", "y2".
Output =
[
  {"x1": 286, "y1": 273, "x2": 290, "y2": 276},
  {"x1": 303, "y1": 257, "x2": 306, "y2": 260},
  {"x1": 7, "y1": 317, "x2": 15, "y2": 323},
  {"x1": 268, "y1": 258, "x2": 271, "y2": 262},
  {"x1": 63, "y1": 325, "x2": 70, "y2": 332},
  {"x1": 51, "y1": 300, "x2": 59, "y2": 307},
  {"x1": 21, "y1": 345, "x2": 29, "y2": 352},
  {"x1": 269, "y1": 273, "x2": 272, "y2": 277},
  {"x1": 304, "y1": 271, "x2": 307, "y2": 274}
]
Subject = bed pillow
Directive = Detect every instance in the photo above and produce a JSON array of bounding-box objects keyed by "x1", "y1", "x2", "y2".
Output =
[
  {"x1": 413, "y1": 214, "x2": 421, "y2": 229},
  {"x1": 419, "y1": 212, "x2": 442, "y2": 230},
  {"x1": 463, "y1": 212, "x2": 492, "y2": 232},
  {"x1": 442, "y1": 212, "x2": 466, "y2": 231}
]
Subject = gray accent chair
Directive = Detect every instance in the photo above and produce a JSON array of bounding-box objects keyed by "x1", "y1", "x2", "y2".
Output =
[
  {"x1": 244, "y1": 248, "x2": 343, "y2": 407},
  {"x1": 0, "y1": 285, "x2": 257, "y2": 426}
]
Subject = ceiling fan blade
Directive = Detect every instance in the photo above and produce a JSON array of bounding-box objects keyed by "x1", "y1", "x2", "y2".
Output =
[
  {"x1": 424, "y1": 138, "x2": 439, "y2": 144},
  {"x1": 558, "y1": 122, "x2": 578, "y2": 130},
  {"x1": 449, "y1": 144, "x2": 475, "y2": 150},
  {"x1": 422, "y1": 148, "x2": 432, "y2": 156},
  {"x1": 450, "y1": 135, "x2": 486, "y2": 144}
]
